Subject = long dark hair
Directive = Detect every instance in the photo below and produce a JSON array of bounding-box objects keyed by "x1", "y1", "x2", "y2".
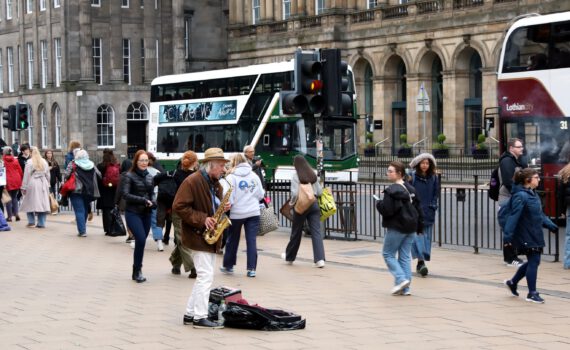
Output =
[
  {"x1": 514, "y1": 168, "x2": 538, "y2": 185},
  {"x1": 44, "y1": 149, "x2": 58, "y2": 167},
  {"x1": 294, "y1": 155, "x2": 317, "y2": 184},
  {"x1": 102, "y1": 148, "x2": 118, "y2": 167}
]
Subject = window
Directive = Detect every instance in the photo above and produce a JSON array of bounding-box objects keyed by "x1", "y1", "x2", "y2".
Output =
[
  {"x1": 127, "y1": 102, "x2": 148, "y2": 120},
  {"x1": 140, "y1": 0, "x2": 144, "y2": 8},
  {"x1": 0, "y1": 49, "x2": 3, "y2": 93},
  {"x1": 40, "y1": 0, "x2": 46, "y2": 11},
  {"x1": 155, "y1": 39, "x2": 159, "y2": 76},
  {"x1": 283, "y1": 0, "x2": 290, "y2": 20},
  {"x1": 27, "y1": 105, "x2": 34, "y2": 145},
  {"x1": 27, "y1": 42, "x2": 34, "y2": 90},
  {"x1": 150, "y1": 75, "x2": 257, "y2": 102},
  {"x1": 54, "y1": 0, "x2": 60, "y2": 8},
  {"x1": 6, "y1": 0, "x2": 12, "y2": 20},
  {"x1": 315, "y1": 0, "x2": 325, "y2": 15},
  {"x1": 40, "y1": 107, "x2": 48, "y2": 148},
  {"x1": 18, "y1": 46, "x2": 23, "y2": 87},
  {"x1": 368, "y1": 0, "x2": 379, "y2": 9},
  {"x1": 140, "y1": 39, "x2": 145, "y2": 83},
  {"x1": 26, "y1": 0, "x2": 33, "y2": 13},
  {"x1": 252, "y1": 0, "x2": 260, "y2": 25},
  {"x1": 91, "y1": 0, "x2": 101, "y2": 6},
  {"x1": 93, "y1": 38, "x2": 102, "y2": 84},
  {"x1": 40, "y1": 40, "x2": 47, "y2": 89},
  {"x1": 54, "y1": 38, "x2": 61, "y2": 87},
  {"x1": 123, "y1": 39, "x2": 131, "y2": 84},
  {"x1": 97, "y1": 104, "x2": 115, "y2": 147},
  {"x1": 54, "y1": 104, "x2": 61, "y2": 149},
  {"x1": 7, "y1": 47, "x2": 14, "y2": 92},
  {"x1": 184, "y1": 13, "x2": 192, "y2": 59},
  {"x1": 122, "y1": 0, "x2": 129, "y2": 8}
]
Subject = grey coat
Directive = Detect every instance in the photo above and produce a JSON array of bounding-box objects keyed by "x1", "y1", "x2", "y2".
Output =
[{"x1": 19, "y1": 159, "x2": 51, "y2": 213}]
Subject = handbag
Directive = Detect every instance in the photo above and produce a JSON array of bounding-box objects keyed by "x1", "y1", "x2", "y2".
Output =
[
  {"x1": 109, "y1": 206, "x2": 127, "y2": 236},
  {"x1": 294, "y1": 183, "x2": 316, "y2": 214},
  {"x1": 49, "y1": 193, "x2": 59, "y2": 214},
  {"x1": 60, "y1": 164, "x2": 76, "y2": 197},
  {"x1": 318, "y1": 187, "x2": 337, "y2": 221},
  {"x1": 258, "y1": 206, "x2": 278, "y2": 236},
  {"x1": 1, "y1": 189, "x2": 11, "y2": 204},
  {"x1": 157, "y1": 170, "x2": 177, "y2": 206},
  {"x1": 280, "y1": 201, "x2": 294, "y2": 222}
]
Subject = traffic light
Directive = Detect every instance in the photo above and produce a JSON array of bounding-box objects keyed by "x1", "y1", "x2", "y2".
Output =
[
  {"x1": 16, "y1": 102, "x2": 30, "y2": 130},
  {"x1": 280, "y1": 48, "x2": 325, "y2": 115},
  {"x1": 2, "y1": 105, "x2": 17, "y2": 131},
  {"x1": 320, "y1": 48, "x2": 353, "y2": 117}
]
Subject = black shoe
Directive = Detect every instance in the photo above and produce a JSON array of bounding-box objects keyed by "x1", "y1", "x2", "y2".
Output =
[
  {"x1": 183, "y1": 314, "x2": 193, "y2": 325},
  {"x1": 192, "y1": 318, "x2": 223, "y2": 329},
  {"x1": 162, "y1": 238, "x2": 170, "y2": 245},
  {"x1": 125, "y1": 237, "x2": 134, "y2": 243},
  {"x1": 504, "y1": 279, "x2": 519, "y2": 296},
  {"x1": 132, "y1": 266, "x2": 147, "y2": 283},
  {"x1": 188, "y1": 268, "x2": 197, "y2": 279},
  {"x1": 416, "y1": 261, "x2": 428, "y2": 277},
  {"x1": 171, "y1": 266, "x2": 181, "y2": 275}
]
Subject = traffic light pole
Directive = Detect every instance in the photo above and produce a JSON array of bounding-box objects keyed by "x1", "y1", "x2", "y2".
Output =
[{"x1": 316, "y1": 117, "x2": 325, "y2": 187}]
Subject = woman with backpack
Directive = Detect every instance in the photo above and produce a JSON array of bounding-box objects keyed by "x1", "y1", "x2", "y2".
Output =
[
  {"x1": 409, "y1": 153, "x2": 439, "y2": 277},
  {"x1": 377, "y1": 161, "x2": 423, "y2": 296},
  {"x1": 281, "y1": 155, "x2": 325, "y2": 268},
  {"x1": 503, "y1": 168, "x2": 557, "y2": 303},
  {"x1": 97, "y1": 149, "x2": 120, "y2": 236}
]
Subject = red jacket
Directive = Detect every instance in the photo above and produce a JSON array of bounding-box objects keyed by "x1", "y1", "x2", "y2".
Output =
[{"x1": 3, "y1": 155, "x2": 23, "y2": 191}]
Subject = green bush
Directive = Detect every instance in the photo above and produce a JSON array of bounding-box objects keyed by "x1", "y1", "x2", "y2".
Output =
[
  {"x1": 476, "y1": 134, "x2": 487, "y2": 150},
  {"x1": 434, "y1": 133, "x2": 449, "y2": 150},
  {"x1": 399, "y1": 134, "x2": 410, "y2": 149}
]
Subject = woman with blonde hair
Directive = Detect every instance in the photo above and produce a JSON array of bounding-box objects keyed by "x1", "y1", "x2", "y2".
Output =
[
  {"x1": 19, "y1": 147, "x2": 51, "y2": 228},
  {"x1": 558, "y1": 164, "x2": 570, "y2": 269}
]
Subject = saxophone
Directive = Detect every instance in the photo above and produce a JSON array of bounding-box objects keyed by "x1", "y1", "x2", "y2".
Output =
[{"x1": 203, "y1": 178, "x2": 232, "y2": 245}]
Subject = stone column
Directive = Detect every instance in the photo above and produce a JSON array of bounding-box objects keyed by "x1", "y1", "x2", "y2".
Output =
[
  {"x1": 264, "y1": 0, "x2": 274, "y2": 21},
  {"x1": 79, "y1": 1, "x2": 93, "y2": 81},
  {"x1": 482, "y1": 67, "x2": 498, "y2": 139},
  {"x1": 372, "y1": 76, "x2": 390, "y2": 144},
  {"x1": 109, "y1": 0, "x2": 124, "y2": 84},
  {"x1": 144, "y1": 1, "x2": 156, "y2": 82},
  {"x1": 237, "y1": 0, "x2": 245, "y2": 24},
  {"x1": 172, "y1": 2, "x2": 186, "y2": 74},
  {"x1": 404, "y1": 74, "x2": 423, "y2": 146},
  {"x1": 297, "y1": 0, "x2": 305, "y2": 16},
  {"x1": 291, "y1": 0, "x2": 298, "y2": 16},
  {"x1": 442, "y1": 70, "x2": 464, "y2": 147}
]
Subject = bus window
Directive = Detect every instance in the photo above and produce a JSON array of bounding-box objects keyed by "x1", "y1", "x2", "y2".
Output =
[
  {"x1": 502, "y1": 26, "x2": 548, "y2": 73},
  {"x1": 551, "y1": 21, "x2": 570, "y2": 69}
]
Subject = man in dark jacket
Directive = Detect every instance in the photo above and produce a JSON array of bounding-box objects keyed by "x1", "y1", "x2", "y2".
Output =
[
  {"x1": 498, "y1": 138, "x2": 527, "y2": 267},
  {"x1": 17, "y1": 143, "x2": 30, "y2": 173}
]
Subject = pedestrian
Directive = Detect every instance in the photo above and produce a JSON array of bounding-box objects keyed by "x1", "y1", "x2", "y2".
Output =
[
  {"x1": 503, "y1": 168, "x2": 557, "y2": 303},
  {"x1": 558, "y1": 163, "x2": 570, "y2": 269},
  {"x1": 44, "y1": 150, "x2": 62, "y2": 196},
  {"x1": 409, "y1": 153, "x2": 439, "y2": 277},
  {"x1": 377, "y1": 161, "x2": 423, "y2": 296},
  {"x1": 19, "y1": 147, "x2": 51, "y2": 228},
  {"x1": 281, "y1": 155, "x2": 325, "y2": 267},
  {"x1": 64, "y1": 141, "x2": 94, "y2": 222},
  {"x1": 121, "y1": 150, "x2": 155, "y2": 283},
  {"x1": 499, "y1": 138, "x2": 527, "y2": 267},
  {"x1": 173, "y1": 147, "x2": 229, "y2": 329},
  {"x1": 2, "y1": 146, "x2": 23, "y2": 222},
  {"x1": 64, "y1": 149, "x2": 100, "y2": 237},
  {"x1": 118, "y1": 158, "x2": 135, "y2": 244},
  {"x1": 220, "y1": 153, "x2": 265, "y2": 277},
  {"x1": 243, "y1": 145, "x2": 266, "y2": 190},
  {"x1": 17, "y1": 143, "x2": 31, "y2": 173},
  {"x1": 146, "y1": 152, "x2": 164, "y2": 251},
  {"x1": 157, "y1": 151, "x2": 198, "y2": 278},
  {"x1": 97, "y1": 149, "x2": 120, "y2": 236}
]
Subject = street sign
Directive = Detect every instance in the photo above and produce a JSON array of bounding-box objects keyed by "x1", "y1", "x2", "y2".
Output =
[
  {"x1": 374, "y1": 120, "x2": 383, "y2": 130},
  {"x1": 416, "y1": 83, "x2": 430, "y2": 112}
]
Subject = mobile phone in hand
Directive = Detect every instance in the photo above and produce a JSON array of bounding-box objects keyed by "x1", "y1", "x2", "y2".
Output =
[{"x1": 372, "y1": 195, "x2": 380, "y2": 201}]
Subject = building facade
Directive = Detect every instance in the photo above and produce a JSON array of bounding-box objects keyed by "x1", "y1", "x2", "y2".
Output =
[
  {"x1": 226, "y1": 0, "x2": 570, "y2": 152},
  {"x1": 0, "y1": 0, "x2": 228, "y2": 158}
]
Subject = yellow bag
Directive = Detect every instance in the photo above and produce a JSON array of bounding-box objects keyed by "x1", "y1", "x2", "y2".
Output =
[{"x1": 318, "y1": 187, "x2": 337, "y2": 221}]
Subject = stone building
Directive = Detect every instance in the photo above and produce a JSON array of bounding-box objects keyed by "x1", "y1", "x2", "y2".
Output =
[
  {"x1": 0, "y1": 0, "x2": 227, "y2": 158},
  {"x1": 226, "y1": 0, "x2": 570, "y2": 152}
]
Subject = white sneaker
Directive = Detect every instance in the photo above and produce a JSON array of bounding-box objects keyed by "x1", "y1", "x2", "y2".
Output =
[
  {"x1": 314, "y1": 260, "x2": 325, "y2": 268},
  {"x1": 157, "y1": 240, "x2": 164, "y2": 251},
  {"x1": 130, "y1": 241, "x2": 135, "y2": 249},
  {"x1": 391, "y1": 280, "x2": 410, "y2": 295}
]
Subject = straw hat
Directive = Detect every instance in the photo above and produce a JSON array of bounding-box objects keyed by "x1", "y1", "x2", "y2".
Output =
[{"x1": 200, "y1": 148, "x2": 228, "y2": 163}]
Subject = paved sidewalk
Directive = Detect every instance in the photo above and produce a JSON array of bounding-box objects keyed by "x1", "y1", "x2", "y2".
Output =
[{"x1": 1, "y1": 213, "x2": 570, "y2": 350}]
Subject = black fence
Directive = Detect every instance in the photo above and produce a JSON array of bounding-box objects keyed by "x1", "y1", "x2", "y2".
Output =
[{"x1": 267, "y1": 175, "x2": 561, "y2": 261}]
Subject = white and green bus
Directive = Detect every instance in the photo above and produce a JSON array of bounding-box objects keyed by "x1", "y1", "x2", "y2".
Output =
[{"x1": 148, "y1": 60, "x2": 358, "y2": 182}]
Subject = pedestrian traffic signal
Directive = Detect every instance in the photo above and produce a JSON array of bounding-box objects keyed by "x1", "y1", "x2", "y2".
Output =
[
  {"x1": 16, "y1": 102, "x2": 30, "y2": 130},
  {"x1": 2, "y1": 105, "x2": 17, "y2": 131},
  {"x1": 320, "y1": 49, "x2": 353, "y2": 117}
]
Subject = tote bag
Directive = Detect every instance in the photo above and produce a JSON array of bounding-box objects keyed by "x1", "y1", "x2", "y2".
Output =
[
  {"x1": 109, "y1": 206, "x2": 127, "y2": 236},
  {"x1": 294, "y1": 183, "x2": 316, "y2": 214},
  {"x1": 318, "y1": 187, "x2": 337, "y2": 221},
  {"x1": 60, "y1": 164, "x2": 76, "y2": 197},
  {"x1": 258, "y1": 206, "x2": 279, "y2": 236}
]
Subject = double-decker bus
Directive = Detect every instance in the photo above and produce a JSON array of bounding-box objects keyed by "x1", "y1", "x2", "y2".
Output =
[
  {"x1": 148, "y1": 61, "x2": 358, "y2": 182},
  {"x1": 497, "y1": 11, "x2": 570, "y2": 214}
]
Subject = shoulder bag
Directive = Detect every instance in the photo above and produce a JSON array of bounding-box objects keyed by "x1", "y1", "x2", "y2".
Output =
[
  {"x1": 294, "y1": 183, "x2": 316, "y2": 214},
  {"x1": 60, "y1": 163, "x2": 77, "y2": 197}
]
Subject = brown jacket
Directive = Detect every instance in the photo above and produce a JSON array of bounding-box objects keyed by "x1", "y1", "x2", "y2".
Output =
[{"x1": 172, "y1": 170, "x2": 223, "y2": 253}]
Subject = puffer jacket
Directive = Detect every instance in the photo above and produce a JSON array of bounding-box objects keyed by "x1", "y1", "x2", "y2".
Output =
[
  {"x1": 377, "y1": 182, "x2": 424, "y2": 234},
  {"x1": 120, "y1": 169, "x2": 155, "y2": 214},
  {"x1": 3, "y1": 155, "x2": 23, "y2": 191}
]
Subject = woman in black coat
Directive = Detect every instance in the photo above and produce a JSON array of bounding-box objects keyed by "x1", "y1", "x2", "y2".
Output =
[{"x1": 97, "y1": 149, "x2": 119, "y2": 235}]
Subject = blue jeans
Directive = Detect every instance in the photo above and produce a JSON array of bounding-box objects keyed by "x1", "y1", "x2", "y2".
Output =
[
  {"x1": 412, "y1": 224, "x2": 433, "y2": 261},
  {"x1": 382, "y1": 228, "x2": 415, "y2": 286},
  {"x1": 26, "y1": 212, "x2": 47, "y2": 227},
  {"x1": 511, "y1": 250, "x2": 541, "y2": 293},
  {"x1": 150, "y1": 208, "x2": 163, "y2": 241},
  {"x1": 70, "y1": 194, "x2": 91, "y2": 234},
  {"x1": 565, "y1": 207, "x2": 570, "y2": 269},
  {"x1": 126, "y1": 210, "x2": 151, "y2": 269},
  {"x1": 223, "y1": 215, "x2": 260, "y2": 271}
]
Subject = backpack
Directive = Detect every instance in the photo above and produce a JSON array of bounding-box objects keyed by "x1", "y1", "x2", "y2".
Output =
[
  {"x1": 489, "y1": 167, "x2": 501, "y2": 201},
  {"x1": 397, "y1": 184, "x2": 420, "y2": 233},
  {"x1": 103, "y1": 163, "x2": 120, "y2": 187},
  {"x1": 157, "y1": 170, "x2": 177, "y2": 206}
]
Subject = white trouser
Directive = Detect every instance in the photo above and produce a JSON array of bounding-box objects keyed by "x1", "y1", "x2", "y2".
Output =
[{"x1": 185, "y1": 251, "x2": 216, "y2": 320}]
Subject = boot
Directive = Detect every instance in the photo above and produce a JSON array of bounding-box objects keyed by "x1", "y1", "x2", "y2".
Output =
[
  {"x1": 132, "y1": 265, "x2": 147, "y2": 283},
  {"x1": 188, "y1": 268, "x2": 197, "y2": 279}
]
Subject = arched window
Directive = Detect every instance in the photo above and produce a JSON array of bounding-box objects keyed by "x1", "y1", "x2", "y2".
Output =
[
  {"x1": 126, "y1": 102, "x2": 148, "y2": 120},
  {"x1": 40, "y1": 106, "x2": 48, "y2": 148},
  {"x1": 97, "y1": 104, "x2": 115, "y2": 147},
  {"x1": 53, "y1": 104, "x2": 62, "y2": 149}
]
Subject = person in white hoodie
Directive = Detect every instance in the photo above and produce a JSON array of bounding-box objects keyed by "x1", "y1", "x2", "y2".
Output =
[{"x1": 220, "y1": 154, "x2": 265, "y2": 277}]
